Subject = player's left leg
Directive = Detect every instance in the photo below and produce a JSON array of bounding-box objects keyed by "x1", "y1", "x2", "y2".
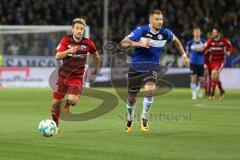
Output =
[
  {"x1": 190, "y1": 64, "x2": 197, "y2": 100},
  {"x1": 191, "y1": 75, "x2": 197, "y2": 100},
  {"x1": 209, "y1": 69, "x2": 218, "y2": 100},
  {"x1": 196, "y1": 64, "x2": 204, "y2": 98},
  {"x1": 215, "y1": 71, "x2": 225, "y2": 101},
  {"x1": 197, "y1": 76, "x2": 204, "y2": 98},
  {"x1": 51, "y1": 92, "x2": 65, "y2": 134},
  {"x1": 141, "y1": 81, "x2": 156, "y2": 132},
  {"x1": 61, "y1": 94, "x2": 80, "y2": 114},
  {"x1": 61, "y1": 79, "x2": 83, "y2": 114}
]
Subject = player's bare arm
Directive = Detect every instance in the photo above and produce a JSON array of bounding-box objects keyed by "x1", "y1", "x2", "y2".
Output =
[
  {"x1": 91, "y1": 51, "x2": 100, "y2": 75},
  {"x1": 121, "y1": 38, "x2": 150, "y2": 48},
  {"x1": 55, "y1": 46, "x2": 78, "y2": 60},
  {"x1": 172, "y1": 35, "x2": 189, "y2": 66}
]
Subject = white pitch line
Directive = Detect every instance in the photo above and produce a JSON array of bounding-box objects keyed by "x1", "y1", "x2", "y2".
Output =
[{"x1": 194, "y1": 103, "x2": 240, "y2": 109}]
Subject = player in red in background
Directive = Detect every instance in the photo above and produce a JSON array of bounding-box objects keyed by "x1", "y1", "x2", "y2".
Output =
[
  {"x1": 51, "y1": 18, "x2": 100, "y2": 132},
  {"x1": 204, "y1": 27, "x2": 233, "y2": 101}
]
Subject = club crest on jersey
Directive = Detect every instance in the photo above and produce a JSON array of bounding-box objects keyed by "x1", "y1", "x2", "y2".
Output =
[
  {"x1": 79, "y1": 45, "x2": 87, "y2": 51},
  {"x1": 158, "y1": 34, "x2": 163, "y2": 40},
  {"x1": 152, "y1": 71, "x2": 158, "y2": 77}
]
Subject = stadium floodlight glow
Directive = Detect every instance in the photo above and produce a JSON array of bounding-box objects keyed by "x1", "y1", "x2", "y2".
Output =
[{"x1": 0, "y1": 25, "x2": 90, "y2": 38}]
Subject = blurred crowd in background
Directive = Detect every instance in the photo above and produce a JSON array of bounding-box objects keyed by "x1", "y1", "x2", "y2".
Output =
[{"x1": 1, "y1": 0, "x2": 240, "y2": 67}]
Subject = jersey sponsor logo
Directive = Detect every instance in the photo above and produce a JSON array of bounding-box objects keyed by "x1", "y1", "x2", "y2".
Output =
[
  {"x1": 68, "y1": 54, "x2": 87, "y2": 58},
  {"x1": 78, "y1": 45, "x2": 87, "y2": 51},
  {"x1": 146, "y1": 33, "x2": 153, "y2": 38},
  {"x1": 150, "y1": 39, "x2": 167, "y2": 48},
  {"x1": 140, "y1": 37, "x2": 167, "y2": 48},
  {"x1": 190, "y1": 43, "x2": 204, "y2": 50},
  {"x1": 211, "y1": 47, "x2": 224, "y2": 51}
]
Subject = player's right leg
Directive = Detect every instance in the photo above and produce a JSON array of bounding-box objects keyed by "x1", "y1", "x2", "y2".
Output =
[
  {"x1": 196, "y1": 64, "x2": 204, "y2": 98},
  {"x1": 215, "y1": 71, "x2": 225, "y2": 101},
  {"x1": 125, "y1": 93, "x2": 138, "y2": 133},
  {"x1": 51, "y1": 92, "x2": 65, "y2": 134},
  {"x1": 190, "y1": 64, "x2": 197, "y2": 100},
  {"x1": 125, "y1": 68, "x2": 141, "y2": 133},
  {"x1": 51, "y1": 78, "x2": 68, "y2": 133},
  {"x1": 209, "y1": 69, "x2": 218, "y2": 100},
  {"x1": 51, "y1": 98, "x2": 63, "y2": 127}
]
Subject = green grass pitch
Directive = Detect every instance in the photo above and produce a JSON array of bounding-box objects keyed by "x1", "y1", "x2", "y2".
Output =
[{"x1": 0, "y1": 88, "x2": 240, "y2": 160}]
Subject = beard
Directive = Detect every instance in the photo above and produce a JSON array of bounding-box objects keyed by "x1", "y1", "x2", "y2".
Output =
[
  {"x1": 74, "y1": 34, "x2": 82, "y2": 40},
  {"x1": 213, "y1": 35, "x2": 220, "y2": 40},
  {"x1": 153, "y1": 24, "x2": 162, "y2": 31}
]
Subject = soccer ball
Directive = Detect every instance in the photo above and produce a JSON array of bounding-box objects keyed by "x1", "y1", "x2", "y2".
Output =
[{"x1": 38, "y1": 119, "x2": 57, "y2": 137}]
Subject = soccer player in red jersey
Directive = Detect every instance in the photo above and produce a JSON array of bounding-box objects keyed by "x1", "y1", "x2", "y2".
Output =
[
  {"x1": 204, "y1": 27, "x2": 233, "y2": 101},
  {"x1": 51, "y1": 18, "x2": 100, "y2": 131}
]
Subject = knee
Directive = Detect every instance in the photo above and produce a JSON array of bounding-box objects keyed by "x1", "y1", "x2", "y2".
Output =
[
  {"x1": 191, "y1": 76, "x2": 197, "y2": 83},
  {"x1": 211, "y1": 71, "x2": 217, "y2": 81},
  {"x1": 67, "y1": 95, "x2": 79, "y2": 105},
  {"x1": 128, "y1": 94, "x2": 137, "y2": 104},
  {"x1": 144, "y1": 84, "x2": 156, "y2": 96},
  {"x1": 145, "y1": 90, "x2": 154, "y2": 96},
  {"x1": 52, "y1": 99, "x2": 62, "y2": 107}
]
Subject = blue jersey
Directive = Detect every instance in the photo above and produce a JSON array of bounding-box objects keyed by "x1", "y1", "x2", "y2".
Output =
[
  {"x1": 126, "y1": 24, "x2": 174, "y2": 71},
  {"x1": 186, "y1": 38, "x2": 206, "y2": 65}
]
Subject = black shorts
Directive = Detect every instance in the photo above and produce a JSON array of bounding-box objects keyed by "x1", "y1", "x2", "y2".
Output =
[
  {"x1": 127, "y1": 67, "x2": 160, "y2": 94},
  {"x1": 190, "y1": 64, "x2": 204, "y2": 77}
]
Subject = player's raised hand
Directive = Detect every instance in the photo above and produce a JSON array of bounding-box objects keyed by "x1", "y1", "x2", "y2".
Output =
[
  {"x1": 182, "y1": 54, "x2": 189, "y2": 67},
  {"x1": 68, "y1": 46, "x2": 78, "y2": 54}
]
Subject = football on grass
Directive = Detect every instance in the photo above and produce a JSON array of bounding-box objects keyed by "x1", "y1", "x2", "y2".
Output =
[{"x1": 38, "y1": 119, "x2": 57, "y2": 137}]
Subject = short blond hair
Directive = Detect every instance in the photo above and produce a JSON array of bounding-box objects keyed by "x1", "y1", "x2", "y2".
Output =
[
  {"x1": 149, "y1": 10, "x2": 162, "y2": 16},
  {"x1": 72, "y1": 18, "x2": 86, "y2": 28}
]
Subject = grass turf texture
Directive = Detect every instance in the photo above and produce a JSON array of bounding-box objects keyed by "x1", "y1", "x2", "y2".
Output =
[{"x1": 0, "y1": 88, "x2": 239, "y2": 160}]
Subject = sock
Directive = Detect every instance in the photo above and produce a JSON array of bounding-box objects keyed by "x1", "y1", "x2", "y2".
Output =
[
  {"x1": 208, "y1": 73, "x2": 212, "y2": 96},
  {"x1": 216, "y1": 80, "x2": 223, "y2": 93},
  {"x1": 211, "y1": 80, "x2": 216, "y2": 96},
  {"x1": 126, "y1": 99, "x2": 136, "y2": 121},
  {"x1": 197, "y1": 81, "x2": 201, "y2": 91},
  {"x1": 141, "y1": 95, "x2": 154, "y2": 120},
  {"x1": 51, "y1": 103, "x2": 61, "y2": 126},
  {"x1": 191, "y1": 83, "x2": 197, "y2": 97}
]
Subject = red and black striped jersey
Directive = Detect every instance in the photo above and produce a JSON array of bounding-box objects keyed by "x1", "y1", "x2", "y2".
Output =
[
  {"x1": 55, "y1": 35, "x2": 97, "y2": 79},
  {"x1": 204, "y1": 38, "x2": 233, "y2": 63}
]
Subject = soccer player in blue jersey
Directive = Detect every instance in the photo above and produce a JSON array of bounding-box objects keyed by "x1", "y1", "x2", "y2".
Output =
[
  {"x1": 121, "y1": 10, "x2": 189, "y2": 132},
  {"x1": 186, "y1": 27, "x2": 206, "y2": 100}
]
